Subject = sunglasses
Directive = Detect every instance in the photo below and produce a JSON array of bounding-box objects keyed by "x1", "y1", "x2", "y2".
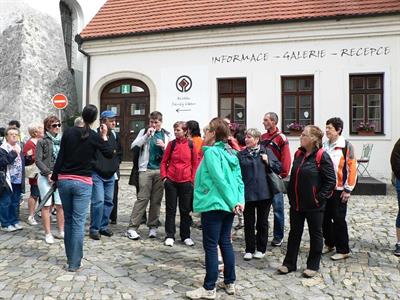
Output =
[{"x1": 51, "y1": 123, "x2": 61, "y2": 128}]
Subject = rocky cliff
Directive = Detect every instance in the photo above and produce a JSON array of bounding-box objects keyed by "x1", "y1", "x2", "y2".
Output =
[{"x1": 0, "y1": 8, "x2": 77, "y2": 130}]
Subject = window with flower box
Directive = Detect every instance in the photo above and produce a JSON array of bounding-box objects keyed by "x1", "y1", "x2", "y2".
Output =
[
  {"x1": 218, "y1": 78, "x2": 246, "y2": 126},
  {"x1": 350, "y1": 74, "x2": 383, "y2": 135},
  {"x1": 281, "y1": 76, "x2": 314, "y2": 135}
]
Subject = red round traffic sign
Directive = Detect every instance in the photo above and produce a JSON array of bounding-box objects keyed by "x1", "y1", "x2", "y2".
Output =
[{"x1": 51, "y1": 93, "x2": 68, "y2": 109}]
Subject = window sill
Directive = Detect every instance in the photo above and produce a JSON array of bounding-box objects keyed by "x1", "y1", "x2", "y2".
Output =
[{"x1": 285, "y1": 131, "x2": 302, "y2": 136}]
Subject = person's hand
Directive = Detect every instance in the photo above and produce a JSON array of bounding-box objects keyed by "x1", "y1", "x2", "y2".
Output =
[
  {"x1": 12, "y1": 144, "x2": 21, "y2": 154},
  {"x1": 261, "y1": 153, "x2": 269, "y2": 164},
  {"x1": 156, "y1": 139, "x2": 165, "y2": 148},
  {"x1": 100, "y1": 124, "x2": 108, "y2": 140},
  {"x1": 26, "y1": 149, "x2": 33, "y2": 156},
  {"x1": 233, "y1": 204, "x2": 244, "y2": 215},
  {"x1": 47, "y1": 173, "x2": 54, "y2": 184},
  {"x1": 163, "y1": 178, "x2": 167, "y2": 183},
  {"x1": 340, "y1": 191, "x2": 351, "y2": 203},
  {"x1": 147, "y1": 127, "x2": 155, "y2": 137}
]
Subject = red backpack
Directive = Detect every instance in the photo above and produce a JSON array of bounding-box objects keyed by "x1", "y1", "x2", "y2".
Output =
[{"x1": 295, "y1": 148, "x2": 325, "y2": 169}]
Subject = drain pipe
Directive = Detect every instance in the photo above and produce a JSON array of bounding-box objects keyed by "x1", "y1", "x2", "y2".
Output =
[{"x1": 75, "y1": 34, "x2": 90, "y2": 107}]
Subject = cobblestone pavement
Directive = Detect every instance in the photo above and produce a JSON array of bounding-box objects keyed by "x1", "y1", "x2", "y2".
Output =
[{"x1": 1, "y1": 178, "x2": 399, "y2": 299}]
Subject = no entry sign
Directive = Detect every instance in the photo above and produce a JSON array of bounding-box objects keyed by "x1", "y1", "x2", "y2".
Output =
[{"x1": 51, "y1": 93, "x2": 68, "y2": 109}]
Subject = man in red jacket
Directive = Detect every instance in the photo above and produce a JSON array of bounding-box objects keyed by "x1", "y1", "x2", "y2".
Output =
[{"x1": 261, "y1": 112, "x2": 291, "y2": 246}]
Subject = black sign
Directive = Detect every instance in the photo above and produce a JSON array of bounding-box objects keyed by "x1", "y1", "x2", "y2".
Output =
[{"x1": 176, "y1": 75, "x2": 192, "y2": 92}]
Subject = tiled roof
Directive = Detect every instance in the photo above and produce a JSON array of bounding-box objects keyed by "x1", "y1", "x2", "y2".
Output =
[{"x1": 79, "y1": 0, "x2": 400, "y2": 40}]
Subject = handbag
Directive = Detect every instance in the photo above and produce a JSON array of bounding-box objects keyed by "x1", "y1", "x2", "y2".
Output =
[
  {"x1": 0, "y1": 170, "x2": 9, "y2": 196},
  {"x1": 266, "y1": 171, "x2": 286, "y2": 194},
  {"x1": 25, "y1": 164, "x2": 39, "y2": 179}
]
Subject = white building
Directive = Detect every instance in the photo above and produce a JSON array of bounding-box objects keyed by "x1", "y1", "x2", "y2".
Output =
[{"x1": 77, "y1": 0, "x2": 400, "y2": 180}]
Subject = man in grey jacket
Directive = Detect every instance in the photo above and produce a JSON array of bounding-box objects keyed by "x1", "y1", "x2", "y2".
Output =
[{"x1": 125, "y1": 111, "x2": 171, "y2": 240}]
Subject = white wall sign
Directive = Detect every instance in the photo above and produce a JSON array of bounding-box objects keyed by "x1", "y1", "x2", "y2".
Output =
[{"x1": 161, "y1": 67, "x2": 209, "y2": 131}]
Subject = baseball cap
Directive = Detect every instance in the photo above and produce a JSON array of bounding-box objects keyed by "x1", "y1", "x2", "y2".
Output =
[{"x1": 100, "y1": 110, "x2": 117, "y2": 119}]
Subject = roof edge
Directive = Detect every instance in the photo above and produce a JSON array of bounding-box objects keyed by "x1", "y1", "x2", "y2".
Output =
[{"x1": 78, "y1": 11, "x2": 400, "y2": 43}]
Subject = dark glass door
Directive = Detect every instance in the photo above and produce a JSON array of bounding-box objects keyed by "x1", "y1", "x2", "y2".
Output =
[{"x1": 101, "y1": 80, "x2": 150, "y2": 161}]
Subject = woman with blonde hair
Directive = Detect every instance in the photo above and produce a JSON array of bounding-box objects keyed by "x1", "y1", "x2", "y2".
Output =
[
  {"x1": 23, "y1": 124, "x2": 44, "y2": 225},
  {"x1": 278, "y1": 125, "x2": 336, "y2": 278}
]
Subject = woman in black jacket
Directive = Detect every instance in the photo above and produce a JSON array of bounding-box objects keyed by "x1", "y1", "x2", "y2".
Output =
[
  {"x1": 278, "y1": 125, "x2": 336, "y2": 278},
  {"x1": 238, "y1": 128, "x2": 281, "y2": 260},
  {"x1": 52, "y1": 105, "x2": 114, "y2": 272}
]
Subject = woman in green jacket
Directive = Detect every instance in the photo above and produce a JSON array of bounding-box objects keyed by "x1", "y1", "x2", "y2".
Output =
[{"x1": 186, "y1": 118, "x2": 244, "y2": 299}]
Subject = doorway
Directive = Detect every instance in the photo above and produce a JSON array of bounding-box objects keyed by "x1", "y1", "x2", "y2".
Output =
[{"x1": 100, "y1": 79, "x2": 150, "y2": 161}]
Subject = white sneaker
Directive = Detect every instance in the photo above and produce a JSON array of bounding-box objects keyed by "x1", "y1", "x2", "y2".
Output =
[
  {"x1": 243, "y1": 252, "x2": 253, "y2": 260},
  {"x1": 13, "y1": 223, "x2": 23, "y2": 230},
  {"x1": 148, "y1": 228, "x2": 157, "y2": 238},
  {"x1": 164, "y1": 238, "x2": 174, "y2": 247},
  {"x1": 125, "y1": 229, "x2": 140, "y2": 240},
  {"x1": 45, "y1": 234, "x2": 55, "y2": 244},
  {"x1": 183, "y1": 238, "x2": 194, "y2": 246},
  {"x1": 218, "y1": 281, "x2": 236, "y2": 295},
  {"x1": 55, "y1": 231, "x2": 65, "y2": 239},
  {"x1": 253, "y1": 251, "x2": 265, "y2": 259},
  {"x1": 186, "y1": 287, "x2": 216, "y2": 299},
  {"x1": 1, "y1": 225, "x2": 17, "y2": 232},
  {"x1": 27, "y1": 216, "x2": 38, "y2": 225}
]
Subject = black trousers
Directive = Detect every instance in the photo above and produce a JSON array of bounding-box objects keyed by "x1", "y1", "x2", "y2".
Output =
[
  {"x1": 323, "y1": 190, "x2": 350, "y2": 254},
  {"x1": 164, "y1": 179, "x2": 193, "y2": 240},
  {"x1": 243, "y1": 200, "x2": 272, "y2": 253},
  {"x1": 110, "y1": 179, "x2": 119, "y2": 222},
  {"x1": 283, "y1": 209, "x2": 324, "y2": 271}
]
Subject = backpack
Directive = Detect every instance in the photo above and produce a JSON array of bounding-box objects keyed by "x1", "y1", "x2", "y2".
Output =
[
  {"x1": 295, "y1": 148, "x2": 325, "y2": 169},
  {"x1": 295, "y1": 140, "x2": 348, "y2": 170},
  {"x1": 261, "y1": 132, "x2": 282, "y2": 155},
  {"x1": 168, "y1": 139, "x2": 194, "y2": 161}
]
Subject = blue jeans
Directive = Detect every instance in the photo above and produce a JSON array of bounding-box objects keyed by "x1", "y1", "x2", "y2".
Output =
[
  {"x1": 201, "y1": 210, "x2": 236, "y2": 290},
  {"x1": 9, "y1": 184, "x2": 22, "y2": 226},
  {"x1": 272, "y1": 192, "x2": 284, "y2": 241},
  {"x1": 58, "y1": 179, "x2": 92, "y2": 270},
  {"x1": 0, "y1": 188, "x2": 12, "y2": 227},
  {"x1": 396, "y1": 178, "x2": 400, "y2": 228},
  {"x1": 90, "y1": 172, "x2": 115, "y2": 233}
]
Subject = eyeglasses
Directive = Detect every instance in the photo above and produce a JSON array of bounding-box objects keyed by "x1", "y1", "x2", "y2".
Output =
[{"x1": 51, "y1": 123, "x2": 61, "y2": 128}]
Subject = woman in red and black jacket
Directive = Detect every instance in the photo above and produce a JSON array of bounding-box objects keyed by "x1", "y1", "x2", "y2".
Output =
[
  {"x1": 160, "y1": 121, "x2": 198, "y2": 247},
  {"x1": 278, "y1": 125, "x2": 336, "y2": 278}
]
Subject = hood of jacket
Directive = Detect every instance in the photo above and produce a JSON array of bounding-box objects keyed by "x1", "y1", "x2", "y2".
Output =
[{"x1": 203, "y1": 141, "x2": 239, "y2": 168}]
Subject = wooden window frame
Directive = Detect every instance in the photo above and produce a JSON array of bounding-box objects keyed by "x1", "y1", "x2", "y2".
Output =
[
  {"x1": 349, "y1": 74, "x2": 384, "y2": 135},
  {"x1": 281, "y1": 76, "x2": 314, "y2": 135},
  {"x1": 217, "y1": 78, "x2": 247, "y2": 126},
  {"x1": 60, "y1": 2, "x2": 73, "y2": 70}
]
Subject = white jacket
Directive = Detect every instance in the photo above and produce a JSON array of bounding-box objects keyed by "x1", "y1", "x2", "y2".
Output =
[{"x1": 131, "y1": 128, "x2": 171, "y2": 172}]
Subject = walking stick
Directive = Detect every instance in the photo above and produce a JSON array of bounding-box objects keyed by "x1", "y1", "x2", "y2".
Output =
[{"x1": 34, "y1": 184, "x2": 56, "y2": 216}]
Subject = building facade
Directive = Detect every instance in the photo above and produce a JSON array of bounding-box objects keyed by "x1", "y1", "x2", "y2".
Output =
[{"x1": 77, "y1": 0, "x2": 400, "y2": 179}]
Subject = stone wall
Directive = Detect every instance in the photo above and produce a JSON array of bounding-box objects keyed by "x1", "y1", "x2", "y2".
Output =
[{"x1": 0, "y1": 7, "x2": 77, "y2": 132}]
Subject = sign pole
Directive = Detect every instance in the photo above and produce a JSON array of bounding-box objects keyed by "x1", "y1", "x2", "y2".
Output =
[
  {"x1": 58, "y1": 109, "x2": 62, "y2": 133},
  {"x1": 51, "y1": 93, "x2": 69, "y2": 133}
]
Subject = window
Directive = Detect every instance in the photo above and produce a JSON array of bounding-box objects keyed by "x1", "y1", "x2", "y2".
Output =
[
  {"x1": 218, "y1": 78, "x2": 246, "y2": 126},
  {"x1": 350, "y1": 74, "x2": 383, "y2": 134},
  {"x1": 60, "y1": 2, "x2": 73, "y2": 70},
  {"x1": 281, "y1": 76, "x2": 314, "y2": 134}
]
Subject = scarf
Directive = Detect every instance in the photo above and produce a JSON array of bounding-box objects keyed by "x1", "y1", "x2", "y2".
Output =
[
  {"x1": 46, "y1": 132, "x2": 61, "y2": 160},
  {"x1": 248, "y1": 145, "x2": 260, "y2": 157}
]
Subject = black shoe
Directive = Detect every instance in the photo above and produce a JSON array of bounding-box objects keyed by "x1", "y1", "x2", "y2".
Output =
[
  {"x1": 271, "y1": 238, "x2": 283, "y2": 247},
  {"x1": 89, "y1": 232, "x2": 101, "y2": 240},
  {"x1": 110, "y1": 219, "x2": 117, "y2": 225},
  {"x1": 99, "y1": 229, "x2": 113, "y2": 237}
]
